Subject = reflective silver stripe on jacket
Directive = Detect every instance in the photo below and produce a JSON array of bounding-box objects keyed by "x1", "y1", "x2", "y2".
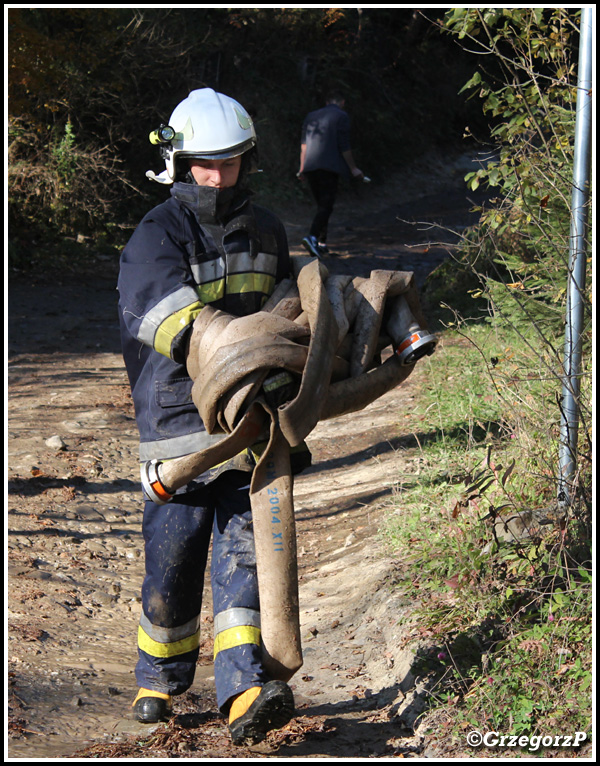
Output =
[
  {"x1": 213, "y1": 607, "x2": 261, "y2": 638},
  {"x1": 139, "y1": 612, "x2": 201, "y2": 644},
  {"x1": 139, "y1": 430, "x2": 226, "y2": 461},
  {"x1": 191, "y1": 252, "x2": 279, "y2": 285},
  {"x1": 137, "y1": 285, "x2": 202, "y2": 346}
]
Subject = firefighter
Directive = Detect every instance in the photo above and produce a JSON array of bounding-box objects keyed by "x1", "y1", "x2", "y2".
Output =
[{"x1": 117, "y1": 88, "x2": 303, "y2": 745}]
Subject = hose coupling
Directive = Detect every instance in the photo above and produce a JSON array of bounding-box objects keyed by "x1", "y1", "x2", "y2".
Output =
[
  {"x1": 141, "y1": 459, "x2": 173, "y2": 505},
  {"x1": 395, "y1": 330, "x2": 438, "y2": 366}
]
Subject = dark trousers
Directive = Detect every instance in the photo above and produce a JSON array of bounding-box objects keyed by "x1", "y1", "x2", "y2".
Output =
[
  {"x1": 305, "y1": 169, "x2": 339, "y2": 243},
  {"x1": 135, "y1": 471, "x2": 267, "y2": 712}
]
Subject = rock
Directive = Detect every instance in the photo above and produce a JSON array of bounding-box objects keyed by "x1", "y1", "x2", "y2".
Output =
[
  {"x1": 45, "y1": 435, "x2": 67, "y2": 451},
  {"x1": 493, "y1": 505, "x2": 563, "y2": 543},
  {"x1": 90, "y1": 590, "x2": 116, "y2": 606}
]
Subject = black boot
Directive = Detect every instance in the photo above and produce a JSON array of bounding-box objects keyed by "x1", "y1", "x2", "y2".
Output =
[
  {"x1": 229, "y1": 680, "x2": 295, "y2": 746},
  {"x1": 132, "y1": 690, "x2": 172, "y2": 723}
]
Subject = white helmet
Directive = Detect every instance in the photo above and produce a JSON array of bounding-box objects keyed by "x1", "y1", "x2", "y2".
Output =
[{"x1": 146, "y1": 88, "x2": 257, "y2": 184}]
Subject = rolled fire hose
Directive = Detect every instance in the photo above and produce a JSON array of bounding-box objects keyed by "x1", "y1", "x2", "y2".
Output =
[{"x1": 141, "y1": 257, "x2": 436, "y2": 681}]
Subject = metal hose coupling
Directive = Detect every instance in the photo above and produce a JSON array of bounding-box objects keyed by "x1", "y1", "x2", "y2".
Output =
[
  {"x1": 141, "y1": 459, "x2": 173, "y2": 505},
  {"x1": 395, "y1": 329, "x2": 438, "y2": 366},
  {"x1": 386, "y1": 294, "x2": 438, "y2": 366}
]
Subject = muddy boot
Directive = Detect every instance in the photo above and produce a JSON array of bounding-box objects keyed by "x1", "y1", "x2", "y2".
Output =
[
  {"x1": 132, "y1": 688, "x2": 172, "y2": 723},
  {"x1": 228, "y1": 681, "x2": 295, "y2": 745}
]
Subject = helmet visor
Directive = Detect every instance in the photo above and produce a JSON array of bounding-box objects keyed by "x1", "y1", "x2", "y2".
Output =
[{"x1": 178, "y1": 138, "x2": 255, "y2": 162}]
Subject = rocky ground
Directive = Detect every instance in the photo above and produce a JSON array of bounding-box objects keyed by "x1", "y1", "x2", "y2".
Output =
[{"x1": 7, "y1": 150, "x2": 489, "y2": 759}]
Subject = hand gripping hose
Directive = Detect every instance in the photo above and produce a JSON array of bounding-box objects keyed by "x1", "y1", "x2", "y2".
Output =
[{"x1": 140, "y1": 257, "x2": 436, "y2": 680}]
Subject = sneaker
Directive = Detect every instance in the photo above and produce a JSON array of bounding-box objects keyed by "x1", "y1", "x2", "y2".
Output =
[
  {"x1": 317, "y1": 242, "x2": 329, "y2": 254},
  {"x1": 228, "y1": 681, "x2": 295, "y2": 746},
  {"x1": 301, "y1": 235, "x2": 322, "y2": 259},
  {"x1": 132, "y1": 688, "x2": 172, "y2": 723}
]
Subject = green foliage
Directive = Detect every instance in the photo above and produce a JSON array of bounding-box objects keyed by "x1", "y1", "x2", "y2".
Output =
[
  {"x1": 8, "y1": 112, "x2": 128, "y2": 244},
  {"x1": 382, "y1": 331, "x2": 592, "y2": 748},
  {"x1": 441, "y1": 8, "x2": 592, "y2": 503},
  {"x1": 384, "y1": 17, "x2": 592, "y2": 742},
  {"x1": 455, "y1": 583, "x2": 592, "y2": 743},
  {"x1": 388, "y1": 14, "x2": 592, "y2": 744},
  {"x1": 441, "y1": 8, "x2": 589, "y2": 342},
  {"x1": 51, "y1": 121, "x2": 77, "y2": 183}
]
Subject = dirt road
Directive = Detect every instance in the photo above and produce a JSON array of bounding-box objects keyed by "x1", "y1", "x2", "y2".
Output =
[{"x1": 7, "y1": 150, "x2": 485, "y2": 759}]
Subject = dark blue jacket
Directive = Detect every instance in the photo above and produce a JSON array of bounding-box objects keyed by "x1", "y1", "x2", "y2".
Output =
[{"x1": 118, "y1": 182, "x2": 291, "y2": 473}]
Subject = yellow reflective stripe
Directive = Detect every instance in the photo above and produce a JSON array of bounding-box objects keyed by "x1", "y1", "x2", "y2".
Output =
[
  {"x1": 197, "y1": 274, "x2": 275, "y2": 305},
  {"x1": 138, "y1": 625, "x2": 201, "y2": 658},
  {"x1": 227, "y1": 273, "x2": 275, "y2": 296},
  {"x1": 263, "y1": 371, "x2": 294, "y2": 392},
  {"x1": 213, "y1": 625, "x2": 261, "y2": 659},
  {"x1": 154, "y1": 302, "x2": 203, "y2": 358},
  {"x1": 198, "y1": 280, "x2": 225, "y2": 304}
]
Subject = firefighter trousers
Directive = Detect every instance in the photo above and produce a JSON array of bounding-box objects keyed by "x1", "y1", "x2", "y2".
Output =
[{"x1": 135, "y1": 470, "x2": 267, "y2": 712}]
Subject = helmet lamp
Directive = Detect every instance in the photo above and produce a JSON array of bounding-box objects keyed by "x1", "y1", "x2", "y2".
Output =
[{"x1": 149, "y1": 124, "x2": 176, "y2": 145}]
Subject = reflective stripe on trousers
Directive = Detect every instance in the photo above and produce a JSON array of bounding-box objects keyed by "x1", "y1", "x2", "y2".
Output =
[{"x1": 135, "y1": 471, "x2": 267, "y2": 709}]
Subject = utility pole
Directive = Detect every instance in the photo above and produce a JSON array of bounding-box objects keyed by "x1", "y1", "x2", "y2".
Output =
[{"x1": 558, "y1": 7, "x2": 593, "y2": 506}]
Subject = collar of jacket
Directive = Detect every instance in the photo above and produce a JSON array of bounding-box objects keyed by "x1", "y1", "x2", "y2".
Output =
[{"x1": 170, "y1": 182, "x2": 251, "y2": 225}]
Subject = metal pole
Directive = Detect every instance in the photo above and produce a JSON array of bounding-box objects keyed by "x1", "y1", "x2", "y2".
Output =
[{"x1": 558, "y1": 7, "x2": 593, "y2": 505}]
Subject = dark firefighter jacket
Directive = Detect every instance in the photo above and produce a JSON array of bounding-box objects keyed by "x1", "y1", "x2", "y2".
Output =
[{"x1": 118, "y1": 181, "x2": 298, "y2": 486}]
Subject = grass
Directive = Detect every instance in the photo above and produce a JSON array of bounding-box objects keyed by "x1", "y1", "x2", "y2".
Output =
[{"x1": 382, "y1": 323, "x2": 593, "y2": 756}]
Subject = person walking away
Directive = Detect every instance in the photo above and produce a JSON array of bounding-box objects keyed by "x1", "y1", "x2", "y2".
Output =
[
  {"x1": 117, "y1": 88, "x2": 307, "y2": 745},
  {"x1": 298, "y1": 92, "x2": 364, "y2": 258}
]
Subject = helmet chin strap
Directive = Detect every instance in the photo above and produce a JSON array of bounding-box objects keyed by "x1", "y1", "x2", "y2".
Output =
[{"x1": 146, "y1": 169, "x2": 172, "y2": 184}]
